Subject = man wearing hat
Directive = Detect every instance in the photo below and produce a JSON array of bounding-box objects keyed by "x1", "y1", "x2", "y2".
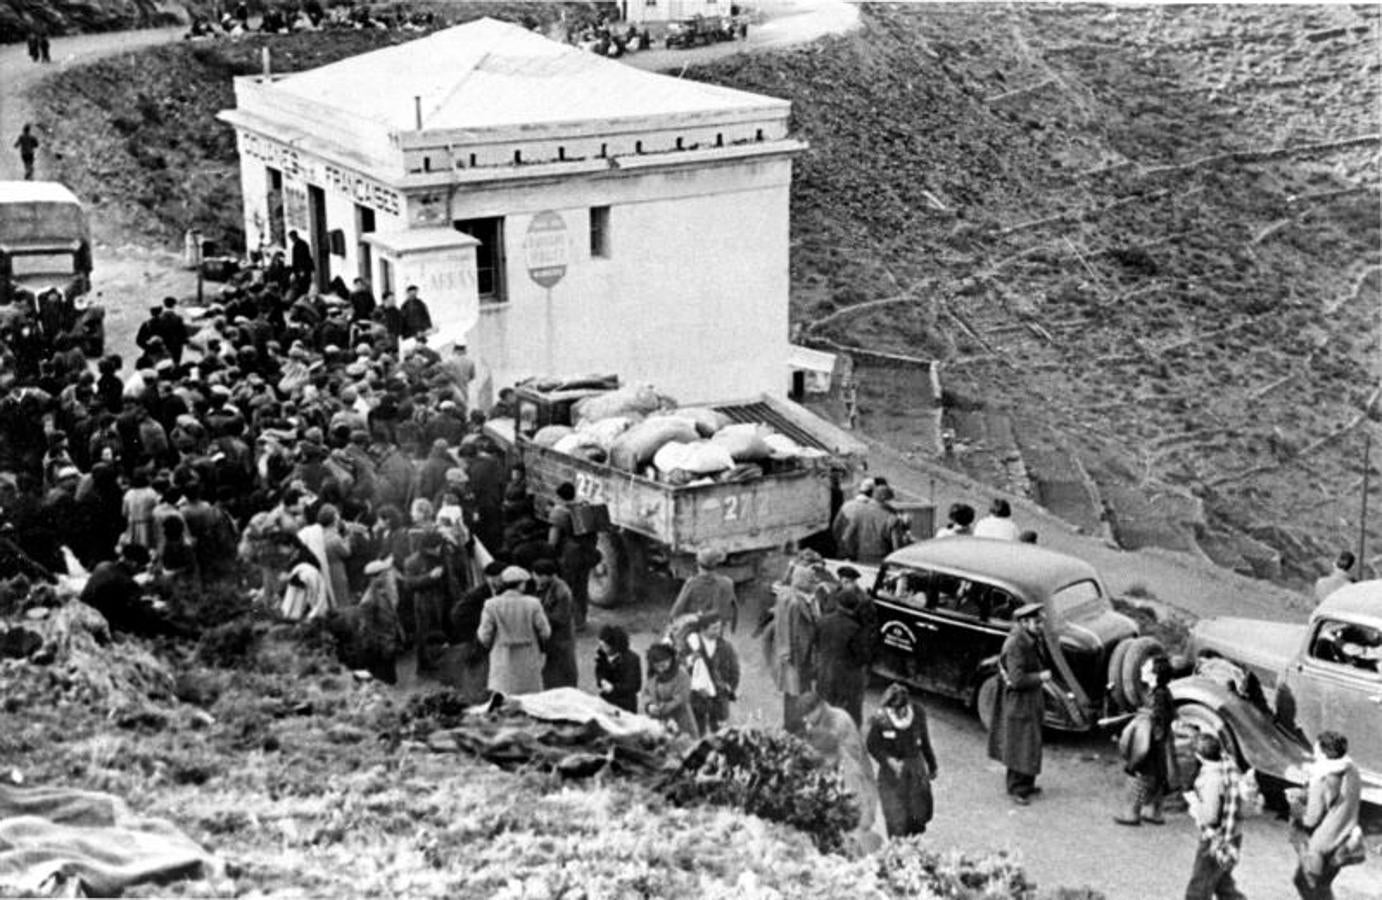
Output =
[
  {"x1": 987, "y1": 600, "x2": 1053, "y2": 804},
  {"x1": 476, "y1": 565, "x2": 551, "y2": 695},
  {"x1": 815, "y1": 569, "x2": 872, "y2": 726},
  {"x1": 669, "y1": 548, "x2": 739, "y2": 634}
]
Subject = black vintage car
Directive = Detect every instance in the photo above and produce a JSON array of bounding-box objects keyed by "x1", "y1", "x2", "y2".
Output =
[{"x1": 849, "y1": 538, "x2": 1147, "y2": 732}]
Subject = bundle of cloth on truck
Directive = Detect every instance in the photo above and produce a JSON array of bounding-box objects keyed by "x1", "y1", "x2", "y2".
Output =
[{"x1": 528, "y1": 383, "x2": 829, "y2": 486}]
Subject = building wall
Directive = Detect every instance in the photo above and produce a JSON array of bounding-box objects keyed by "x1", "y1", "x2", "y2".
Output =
[{"x1": 463, "y1": 157, "x2": 792, "y2": 403}]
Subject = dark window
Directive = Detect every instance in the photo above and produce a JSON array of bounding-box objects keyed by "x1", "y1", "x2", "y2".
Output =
[
  {"x1": 265, "y1": 167, "x2": 285, "y2": 247},
  {"x1": 590, "y1": 206, "x2": 610, "y2": 259},
  {"x1": 355, "y1": 205, "x2": 375, "y2": 281},
  {"x1": 755, "y1": 129, "x2": 764, "y2": 141},
  {"x1": 455, "y1": 217, "x2": 506, "y2": 305},
  {"x1": 469, "y1": 153, "x2": 477, "y2": 167},
  {"x1": 600, "y1": 143, "x2": 608, "y2": 158},
  {"x1": 716, "y1": 133, "x2": 724, "y2": 147},
  {"x1": 379, "y1": 258, "x2": 394, "y2": 297},
  {"x1": 635, "y1": 140, "x2": 643, "y2": 154},
  {"x1": 328, "y1": 229, "x2": 347, "y2": 257},
  {"x1": 676, "y1": 137, "x2": 684, "y2": 150},
  {"x1": 558, "y1": 146, "x2": 566, "y2": 161},
  {"x1": 513, "y1": 149, "x2": 523, "y2": 164}
]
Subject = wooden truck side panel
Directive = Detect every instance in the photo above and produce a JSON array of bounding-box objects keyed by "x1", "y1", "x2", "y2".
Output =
[{"x1": 520, "y1": 440, "x2": 830, "y2": 556}]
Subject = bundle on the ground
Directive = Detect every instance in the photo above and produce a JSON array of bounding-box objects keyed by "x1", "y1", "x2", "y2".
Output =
[{"x1": 0, "y1": 783, "x2": 223, "y2": 897}]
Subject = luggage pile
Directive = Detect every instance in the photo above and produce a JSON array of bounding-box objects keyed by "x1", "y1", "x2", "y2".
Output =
[{"x1": 530, "y1": 383, "x2": 829, "y2": 485}]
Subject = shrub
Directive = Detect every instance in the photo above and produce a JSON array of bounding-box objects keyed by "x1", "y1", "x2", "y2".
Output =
[
  {"x1": 876, "y1": 841, "x2": 1041, "y2": 899},
  {"x1": 660, "y1": 727, "x2": 859, "y2": 855}
]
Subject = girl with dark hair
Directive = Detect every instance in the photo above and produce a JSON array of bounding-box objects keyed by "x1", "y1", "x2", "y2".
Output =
[
  {"x1": 595, "y1": 624, "x2": 642, "y2": 713},
  {"x1": 1115, "y1": 655, "x2": 1177, "y2": 826},
  {"x1": 641, "y1": 642, "x2": 697, "y2": 737},
  {"x1": 866, "y1": 682, "x2": 938, "y2": 837}
]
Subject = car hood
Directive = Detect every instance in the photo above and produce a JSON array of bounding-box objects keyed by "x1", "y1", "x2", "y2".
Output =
[{"x1": 1190, "y1": 617, "x2": 1305, "y2": 672}]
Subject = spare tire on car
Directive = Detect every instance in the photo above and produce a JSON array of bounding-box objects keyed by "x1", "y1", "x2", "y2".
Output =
[{"x1": 1119, "y1": 636, "x2": 1167, "y2": 710}]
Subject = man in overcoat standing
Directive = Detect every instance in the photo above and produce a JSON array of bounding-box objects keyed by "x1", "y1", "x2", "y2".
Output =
[
  {"x1": 987, "y1": 601, "x2": 1051, "y2": 804},
  {"x1": 477, "y1": 566, "x2": 550, "y2": 695}
]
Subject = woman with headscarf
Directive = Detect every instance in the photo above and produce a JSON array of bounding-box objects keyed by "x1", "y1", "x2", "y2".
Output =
[
  {"x1": 641, "y1": 642, "x2": 698, "y2": 738},
  {"x1": 866, "y1": 683, "x2": 939, "y2": 837}
]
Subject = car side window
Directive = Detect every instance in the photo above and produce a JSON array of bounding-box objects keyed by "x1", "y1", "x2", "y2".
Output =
[{"x1": 1310, "y1": 619, "x2": 1382, "y2": 675}]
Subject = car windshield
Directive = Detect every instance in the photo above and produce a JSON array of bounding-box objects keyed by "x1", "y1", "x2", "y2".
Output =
[
  {"x1": 10, "y1": 252, "x2": 77, "y2": 278},
  {"x1": 1049, "y1": 579, "x2": 1107, "y2": 620}
]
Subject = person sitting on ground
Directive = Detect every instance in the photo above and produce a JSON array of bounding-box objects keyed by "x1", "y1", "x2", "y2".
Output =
[{"x1": 934, "y1": 502, "x2": 976, "y2": 538}]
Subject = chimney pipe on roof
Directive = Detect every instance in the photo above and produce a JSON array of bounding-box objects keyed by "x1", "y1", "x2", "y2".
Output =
[
  {"x1": 261, "y1": 47, "x2": 271, "y2": 80},
  {"x1": 414, "y1": 96, "x2": 423, "y2": 131}
]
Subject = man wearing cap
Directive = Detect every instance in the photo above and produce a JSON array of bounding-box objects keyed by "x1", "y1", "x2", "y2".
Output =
[
  {"x1": 987, "y1": 601, "x2": 1053, "y2": 804},
  {"x1": 669, "y1": 548, "x2": 739, "y2": 634},
  {"x1": 533, "y1": 559, "x2": 578, "y2": 689},
  {"x1": 477, "y1": 565, "x2": 551, "y2": 695}
]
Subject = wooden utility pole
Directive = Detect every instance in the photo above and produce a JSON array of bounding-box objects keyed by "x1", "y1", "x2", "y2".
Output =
[{"x1": 1359, "y1": 430, "x2": 1371, "y2": 577}]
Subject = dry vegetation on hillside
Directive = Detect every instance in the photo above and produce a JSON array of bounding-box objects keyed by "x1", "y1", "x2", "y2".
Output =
[{"x1": 691, "y1": 3, "x2": 1381, "y2": 583}]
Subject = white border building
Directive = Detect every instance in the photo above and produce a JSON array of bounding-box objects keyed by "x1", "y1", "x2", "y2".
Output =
[{"x1": 217, "y1": 18, "x2": 804, "y2": 405}]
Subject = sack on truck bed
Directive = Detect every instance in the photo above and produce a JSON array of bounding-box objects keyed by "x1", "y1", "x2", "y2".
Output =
[
  {"x1": 711, "y1": 424, "x2": 774, "y2": 462},
  {"x1": 653, "y1": 440, "x2": 735, "y2": 477},
  {"x1": 665, "y1": 407, "x2": 731, "y2": 438},
  {"x1": 609, "y1": 418, "x2": 699, "y2": 471},
  {"x1": 572, "y1": 384, "x2": 671, "y2": 424},
  {"x1": 576, "y1": 416, "x2": 637, "y2": 449}
]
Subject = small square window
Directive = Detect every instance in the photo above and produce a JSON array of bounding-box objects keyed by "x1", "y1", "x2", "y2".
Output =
[{"x1": 590, "y1": 206, "x2": 610, "y2": 259}]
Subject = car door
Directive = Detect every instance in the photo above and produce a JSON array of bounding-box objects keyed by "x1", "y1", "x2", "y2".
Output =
[
  {"x1": 1287, "y1": 617, "x2": 1382, "y2": 782},
  {"x1": 923, "y1": 575, "x2": 1012, "y2": 700},
  {"x1": 870, "y1": 564, "x2": 943, "y2": 692}
]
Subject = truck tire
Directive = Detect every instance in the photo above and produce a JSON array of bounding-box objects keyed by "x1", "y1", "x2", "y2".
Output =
[
  {"x1": 976, "y1": 674, "x2": 1000, "y2": 732},
  {"x1": 1107, "y1": 638, "x2": 1133, "y2": 712},
  {"x1": 587, "y1": 531, "x2": 628, "y2": 609},
  {"x1": 1120, "y1": 636, "x2": 1167, "y2": 710}
]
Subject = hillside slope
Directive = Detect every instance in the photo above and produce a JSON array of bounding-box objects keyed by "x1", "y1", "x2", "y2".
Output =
[{"x1": 689, "y1": 3, "x2": 1381, "y2": 584}]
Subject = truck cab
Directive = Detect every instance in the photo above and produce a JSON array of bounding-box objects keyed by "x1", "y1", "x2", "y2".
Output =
[
  {"x1": 0, "y1": 181, "x2": 101, "y2": 355},
  {"x1": 1185, "y1": 580, "x2": 1382, "y2": 805}
]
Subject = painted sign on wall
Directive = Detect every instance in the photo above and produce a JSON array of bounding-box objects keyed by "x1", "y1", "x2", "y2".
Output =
[
  {"x1": 524, "y1": 210, "x2": 569, "y2": 288},
  {"x1": 240, "y1": 130, "x2": 401, "y2": 216}
]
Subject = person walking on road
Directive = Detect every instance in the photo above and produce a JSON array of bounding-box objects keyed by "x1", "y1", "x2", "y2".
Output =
[
  {"x1": 1184, "y1": 733, "x2": 1247, "y2": 900},
  {"x1": 1289, "y1": 730, "x2": 1362, "y2": 900},
  {"x1": 866, "y1": 682, "x2": 939, "y2": 837},
  {"x1": 14, "y1": 125, "x2": 39, "y2": 181},
  {"x1": 1114, "y1": 656, "x2": 1177, "y2": 825},
  {"x1": 987, "y1": 601, "x2": 1051, "y2": 804}
]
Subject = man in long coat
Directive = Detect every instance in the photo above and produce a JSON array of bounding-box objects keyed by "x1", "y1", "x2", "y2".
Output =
[
  {"x1": 815, "y1": 580, "x2": 871, "y2": 726},
  {"x1": 477, "y1": 566, "x2": 550, "y2": 695},
  {"x1": 533, "y1": 559, "x2": 578, "y2": 689},
  {"x1": 766, "y1": 580, "x2": 820, "y2": 733},
  {"x1": 987, "y1": 602, "x2": 1050, "y2": 803}
]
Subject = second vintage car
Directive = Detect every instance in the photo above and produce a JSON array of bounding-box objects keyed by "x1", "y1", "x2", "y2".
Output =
[{"x1": 1184, "y1": 579, "x2": 1382, "y2": 805}]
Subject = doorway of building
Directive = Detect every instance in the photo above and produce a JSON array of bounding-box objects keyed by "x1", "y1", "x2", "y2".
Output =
[
  {"x1": 454, "y1": 217, "x2": 506, "y2": 305},
  {"x1": 265, "y1": 168, "x2": 286, "y2": 250},
  {"x1": 356, "y1": 205, "x2": 375, "y2": 283},
  {"x1": 308, "y1": 184, "x2": 329, "y2": 289}
]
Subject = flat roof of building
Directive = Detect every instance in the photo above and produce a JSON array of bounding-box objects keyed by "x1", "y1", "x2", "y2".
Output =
[{"x1": 266, "y1": 17, "x2": 789, "y2": 133}]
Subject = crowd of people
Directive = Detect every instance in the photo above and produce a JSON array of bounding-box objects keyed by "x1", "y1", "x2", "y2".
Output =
[{"x1": 186, "y1": 1, "x2": 438, "y2": 40}]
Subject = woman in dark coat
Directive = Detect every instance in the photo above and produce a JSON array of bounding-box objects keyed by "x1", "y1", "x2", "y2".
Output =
[
  {"x1": 814, "y1": 583, "x2": 871, "y2": 726},
  {"x1": 866, "y1": 683, "x2": 939, "y2": 836},
  {"x1": 1115, "y1": 656, "x2": 1177, "y2": 825},
  {"x1": 595, "y1": 624, "x2": 641, "y2": 713}
]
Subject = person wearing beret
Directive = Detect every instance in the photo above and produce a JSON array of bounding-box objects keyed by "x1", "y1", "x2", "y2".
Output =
[
  {"x1": 987, "y1": 601, "x2": 1052, "y2": 804},
  {"x1": 477, "y1": 565, "x2": 550, "y2": 695}
]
